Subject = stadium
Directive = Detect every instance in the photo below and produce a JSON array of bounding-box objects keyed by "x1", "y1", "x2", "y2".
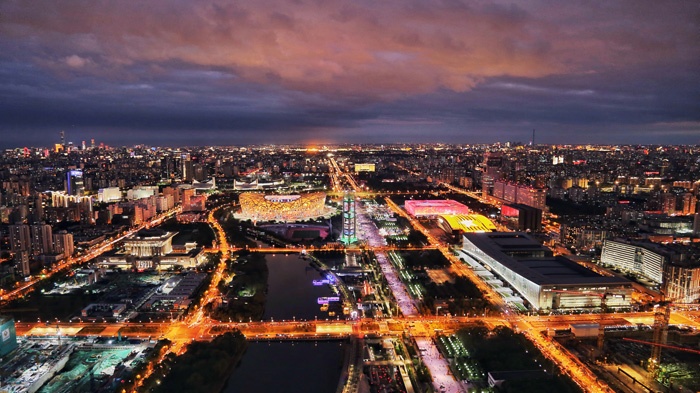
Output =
[{"x1": 238, "y1": 192, "x2": 330, "y2": 222}]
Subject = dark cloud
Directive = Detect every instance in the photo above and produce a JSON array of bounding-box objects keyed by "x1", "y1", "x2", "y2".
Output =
[{"x1": 0, "y1": 0, "x2": 698, "y2": 147}]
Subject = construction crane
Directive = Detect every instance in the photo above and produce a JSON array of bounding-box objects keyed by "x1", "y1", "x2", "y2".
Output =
[
  {"x1": 622, "y1": 337, "x2": 700, "y2": 355},
  {"x1": 648, "y1": 301, "x2": 671, "y2": 378}
]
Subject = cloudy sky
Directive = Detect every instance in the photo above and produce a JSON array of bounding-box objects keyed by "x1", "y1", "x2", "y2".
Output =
[{"x1": 1, "y1": 0, "x2": 698, "y2": 147}]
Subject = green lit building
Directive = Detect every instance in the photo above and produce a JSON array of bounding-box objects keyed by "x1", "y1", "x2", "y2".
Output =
[{"x1": 0, "y1": 316, "x2": 18, "y2": 357}]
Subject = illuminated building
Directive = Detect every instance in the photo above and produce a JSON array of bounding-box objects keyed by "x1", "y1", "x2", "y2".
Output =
[
  {"x1": 65, "y1": 170, "x2": 84, "y2": 196},
  {"x1": 664, "y1": 262, "x2": 700, "y2": 304},
  {"x1": 123, "y1": 229, "x2": 176, "y2": 257},
  {"x1": 238, "y1": 192, "x2": 328, "y2": 222},
  {"x1": 30, "y1": 224, "x2": 53, "y2": 256},
  {"x1": 602, "y1": 239, "x2": 700, "y2": 302},
  {"x1": 462, "y1": 232, "x2": 632, "y2": 310},
  {"x1": 97, "y1": 187, "x2": 122, "y2": 203},
  {"x1": 491, "y1": 180, "x2": 546, "y2": 210},
  {"x1": 601, "y1": 239, "x2": 665, "y2": 284},
  {"x1": 404, "y1": 200, "x2": 469, "y2": 217},
  {"x1": 50, "y1": 191, "x2": 92, "y2": 208},
  {"x1": 53, "y1": 231, "x2": 74, "y2": 258},
  {"x1": 437, "y1": 214, "x2": 496, "y2": 239},
  {"x1": 0, "y1": 317, "x2": 18, "y2": 357},
  {"x1": 9, "y1": 224, "x2": 31, "y2": 253},
  {"x1": 181, "y1": 153, "x2": 193, "y2": 181},
  {"x1": 97, "y1": 229, "x2": 205, "y2": 270},
  {"x1": 354, "y1": 163, "x2": 375, "y2": 172},
  {"x1": 501, "y1": 203, "x2": 542, "y2": 232},
  {"x1": 340, "y1": 193, "x2": 357, "y2": 244}
]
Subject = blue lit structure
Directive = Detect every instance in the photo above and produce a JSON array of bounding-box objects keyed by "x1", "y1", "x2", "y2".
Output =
[{"x1": 66, "y1": 169, "x2": 84, "y2": 195}]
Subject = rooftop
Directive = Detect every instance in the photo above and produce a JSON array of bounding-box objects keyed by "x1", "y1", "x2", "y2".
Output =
[
  {"x1": 464, "y1": 232, "x2": 630, "y2": 286},
  {"x1": 439, "y1": 214, "x2": 497, "y2": 233}
]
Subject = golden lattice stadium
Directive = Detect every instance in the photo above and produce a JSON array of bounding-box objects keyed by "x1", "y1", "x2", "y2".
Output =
[{"x1": 237, "y1": 192, "x2": 331, "y2": 222}]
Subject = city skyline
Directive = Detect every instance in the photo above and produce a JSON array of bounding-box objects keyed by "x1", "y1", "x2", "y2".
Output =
[{"x1": 1, "y1": 0, "x2": 699, "y2": 148}]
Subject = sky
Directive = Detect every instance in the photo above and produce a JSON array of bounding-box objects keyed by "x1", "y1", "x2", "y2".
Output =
[{"x1": 1, "y1": 0, "x2": 699, "y2": 148}]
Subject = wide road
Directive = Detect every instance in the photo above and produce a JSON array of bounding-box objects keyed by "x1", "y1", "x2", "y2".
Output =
[{"x1": 20, "y1": 311, "x2": 699, "y2": 342}]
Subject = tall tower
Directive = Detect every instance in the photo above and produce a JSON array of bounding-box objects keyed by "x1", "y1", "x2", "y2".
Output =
[
  {"x1": 340, "y1": 193, "x2": 357, "y2": 245},
  {"x1": 60, "y1": 130, "x2": 65, "y2": 148},
  {"x1": 181, "y1": 153, "x2": 193, "y2": 181}
]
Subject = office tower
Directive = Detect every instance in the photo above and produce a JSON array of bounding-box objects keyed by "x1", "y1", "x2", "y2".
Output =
[
  {"x1": 66, "y1": 170, "x2": 85, "y2": 195},
  {"x1": 161, "y1": 156, "x2": 173, "y2": 180},
  {"x1": 181, "y1": 153, "x2": 193, "y2": 181}
]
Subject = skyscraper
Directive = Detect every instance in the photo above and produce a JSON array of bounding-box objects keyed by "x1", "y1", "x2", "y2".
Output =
[
  {"x1": 181, "y1": 153, "x2": 193, "y2": 181},
  {"x1": 66, "y1": 169, "x2": 84, "y2": 195}
]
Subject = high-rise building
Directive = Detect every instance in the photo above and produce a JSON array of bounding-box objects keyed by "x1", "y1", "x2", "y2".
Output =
[
  {"x1": 501, "y1": 203, "x2": 542, "y2": 232},
  {"x1": 681, "y1": 192, "x2": 697, "y2": 215},
  {"x1": 660, "y1": 192, "x2": 676, "y2": 215},
  {"x1": 53, "y1": 231, "x2": 74, "y2": 258},
  {"x1": 161, "y1": 156, "x2": 173, "y2": 180},
  {"x1": 340, "y1": 193, "x2": 357, "y2": 245},
  {"x1": 30, "y1": 224, "x2": 53, "y2": 256},
  {"x1": 32, "y1": 195, "x2": 44, "y2": 223},
  {"x1": 15, "y1": 251, "x2": 30, "y2": 277},
  {"x1": 181, "y1": 153, "x2": 193, "y2": 181},
  {"x1": 664, "y1": 263, "x2": 700, "y2": 304},
  {"x1": 9, "y1": 224, "x2": 31, "y2": 253},
  {"x1": 66, "y1": 169, "x2": 84, "y2": 195}
]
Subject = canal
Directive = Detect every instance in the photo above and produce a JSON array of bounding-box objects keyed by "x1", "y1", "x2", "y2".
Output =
[
  {"x1": 263, "y1": 253, "x2": 340, "y2": 321},
  {"x1": 223, "y1": 254, "x2": 347, "y2": 392}
]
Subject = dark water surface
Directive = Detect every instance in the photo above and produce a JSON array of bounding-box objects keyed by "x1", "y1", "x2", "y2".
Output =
[
  {"x1": 222, "y1": 341, "x2": 345, "y2": 393},
  {"x1": 262, "y1": 254, "x2": 337, "y2": 321}
]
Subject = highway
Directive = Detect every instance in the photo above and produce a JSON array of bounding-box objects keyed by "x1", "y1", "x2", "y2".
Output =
[{"x1": 19, "y1": 311, "x2": 700, "y2": 343}]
